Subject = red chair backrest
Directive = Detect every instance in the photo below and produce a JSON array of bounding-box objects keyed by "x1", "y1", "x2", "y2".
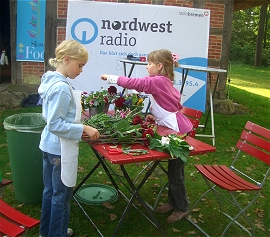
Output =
[
  {"x1": 181, "y1": 106, "x2": 203, "y2": 138},
  {"x1": 236, "y1": 121, "x2": 270, "y2": 165}
]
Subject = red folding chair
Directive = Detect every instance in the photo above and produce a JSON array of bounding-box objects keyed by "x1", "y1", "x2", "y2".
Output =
[
  {"x1": 181, "y1": 106, "x2": 203, "y2": 139},
  {"x1": 0, "y1": 179, "x2": 40, "y2": 237},
  {"x1": 187, "y1": 121, "x2": 270, "y2": 236}
]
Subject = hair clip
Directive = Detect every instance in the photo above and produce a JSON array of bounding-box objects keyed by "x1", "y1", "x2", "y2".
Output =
[{"x1": 171, "y1": 53, "x2": 179, "y2": 63}]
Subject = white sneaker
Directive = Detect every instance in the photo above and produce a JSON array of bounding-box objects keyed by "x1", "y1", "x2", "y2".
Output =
[
  {"x1": 67, "y1": 228, "x2": 74, "y2": 237},
  {"x1": 39, "y1": 228, "x2": 73, "y2": 237}
]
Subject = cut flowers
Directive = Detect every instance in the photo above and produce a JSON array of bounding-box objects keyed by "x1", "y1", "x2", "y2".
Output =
[
  {"x1": 114, "y1": 92, "x2": 148, "y2": 111},
  {"x1": 81, "y1": 87, "x2": 148, "y2": 114},
  {"x1": 148, "y1": 133, "x2": 192, "y2": 162},
  {"x1": 82, "y1": 108, "x2": 192, "y2": 162}
]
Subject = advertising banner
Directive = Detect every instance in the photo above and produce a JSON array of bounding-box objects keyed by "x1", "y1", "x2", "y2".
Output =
[
  {"x1": 66, "y1": 0, "x2": 210, "y2": 111},
  {"x1": 16, "y1": 0, "x2": 46, "y2": 62}
]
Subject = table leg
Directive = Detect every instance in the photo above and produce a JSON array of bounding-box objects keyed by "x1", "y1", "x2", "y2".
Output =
[
  {"x1": 128, "y1": 64, "x2": 136, "y2": 77},
  {"x1": 180, "y1": 68, "x2": 189, "y2": 94},
  {"x1": 195, "y1": 72, "x2": 216, "y2": 146},
  {"x1": 74, "y1": 147, "x2": 167, "y2": 237},
  {"x1": 122, "y1": 62, "x2": 136, "y2": 94},
  {"x1": 112, "y1": 162, "x2": 167, "y2": 237},
  {"x1": 73, "y1": 196, "x2": 105, "y2": 237},
  {"x1": 73, "y1": 161, "x2": 102, "y2": 194},
  {"x1": 73, "y1": 147, "x2": 120, "y2": 195},
  {"x1": 91, "y1": 148, "x2": 120, "y2": 190}
]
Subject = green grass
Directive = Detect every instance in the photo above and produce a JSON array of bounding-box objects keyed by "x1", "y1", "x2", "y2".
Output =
[{"x1": 0, "y1": 63, "x2": 270, "y2": 237}]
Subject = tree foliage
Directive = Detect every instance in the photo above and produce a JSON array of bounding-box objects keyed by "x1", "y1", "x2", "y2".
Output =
[{"x1": 230, "y1": 5, "x2": 270, "y2": 66}]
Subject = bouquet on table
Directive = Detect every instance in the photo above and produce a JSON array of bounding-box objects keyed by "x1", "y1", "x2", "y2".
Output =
[{"x1": 82, "y1": 108, "x2": 192, "y2": 162}]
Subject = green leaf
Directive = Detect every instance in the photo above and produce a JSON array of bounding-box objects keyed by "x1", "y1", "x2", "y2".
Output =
[{"x1": 147, "y1": 134, "x2": 191, "y2": 162}]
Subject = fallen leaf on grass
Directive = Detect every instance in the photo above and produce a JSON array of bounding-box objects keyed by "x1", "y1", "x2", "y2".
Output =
[
  {"x1": 16, "y1": 203, "x2": 24, "y2": 208},
  {"x1": 255, "y1": 208, "x2": 264, "y2": 218},
  {"x1": 102, "y1": 202, "x2": 115, "y2": 209},
  {"x1": 259, "y1": 194, "x2": 266, "y2": 199},
  {"x1": 189, "y1": 216, "x2": 198, "y2": 224},
  {"x1": 199, "y1": 214, "x2": 204, "y2": 223},
  {"x1": 77, "y1": 166, "x2": 85, "y2": 172},
  {"x1": 152, "y1": 183, "x2": 160, "y2": 187},
  {"x1": 255, "y1": 219, "x2": 265, "y2": 231},
  {"x1": 172, "y1": 228, "x2": 180, "y2": 232},
  {"x1": 149, "y1": 176, "x2": 159, "y2": 180},
  {"x1": 192, "y1": 208, "x2": 201, "y2": 212},
  {"x1": 187, "y1": 231, "x2": 197, "y2": 235},
  {"x1": 226, "y1": 147, "x2": 235, "y2": 152},
  {"x1": 109, "y1": 213, "x2": 117, "y2": 221}
]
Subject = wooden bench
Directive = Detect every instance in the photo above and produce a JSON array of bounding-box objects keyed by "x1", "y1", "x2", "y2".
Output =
[{"x1": 0, "y1": 179, "x2": 40, "y2": 237}]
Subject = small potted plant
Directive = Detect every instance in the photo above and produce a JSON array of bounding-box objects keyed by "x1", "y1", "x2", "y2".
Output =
[{"x1": 82, "y1": 86, "x2": 117, "y2": 116}]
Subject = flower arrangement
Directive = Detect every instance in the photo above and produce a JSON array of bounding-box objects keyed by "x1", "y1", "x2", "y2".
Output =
[
  {"x1": 114, "y1": 92, "x2": 148, "y2": 111},
  {"x1": 82, "y1": 109, "x2": 192, "y2": 161},
  {"x1": 81, "y1": 86, "x2": 117, "y2": 113}
]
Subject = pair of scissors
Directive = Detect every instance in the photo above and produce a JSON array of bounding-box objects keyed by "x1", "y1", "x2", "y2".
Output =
[
  {"x1": 108, "y1": 147, "x2": 124, "y2": 155},
  {"x1": 107, "y1": 146, "x2": 148, "y2": 156}
]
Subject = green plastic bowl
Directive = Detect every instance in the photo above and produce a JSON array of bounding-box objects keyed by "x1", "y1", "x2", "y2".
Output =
[{"x1": 74, "y1": 184, "x2": 118, "y2": 206}]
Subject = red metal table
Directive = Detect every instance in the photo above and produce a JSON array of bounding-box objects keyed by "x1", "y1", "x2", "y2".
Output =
[{"x1": 74, "y1": 126, "x2": 216, "y2": 237}]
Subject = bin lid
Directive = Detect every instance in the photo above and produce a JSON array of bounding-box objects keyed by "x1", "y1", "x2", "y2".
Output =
[
  {"x1": 74, "y1": 184, "x2": 118, "y2": 206},
  {"x1": 4, "y1": 113, "x2": 46, "y2": 132}
]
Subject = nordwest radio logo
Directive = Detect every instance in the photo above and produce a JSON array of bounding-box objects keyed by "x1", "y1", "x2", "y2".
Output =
[{"x1": 71, "y1": 17, "x2": 173, "y2": 46}]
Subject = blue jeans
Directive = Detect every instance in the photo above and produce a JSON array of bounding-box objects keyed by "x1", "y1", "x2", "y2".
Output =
[
  {"x1": 168, "y1": 158, "x2": 189, "y2": 212},
  {"x1": 40, "y1": 152, "x2": 73, "y2": 237}
]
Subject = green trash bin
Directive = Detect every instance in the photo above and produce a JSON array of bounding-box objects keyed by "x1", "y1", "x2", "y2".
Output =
[{"x1": 4, "y1": 113, "x2": 46, "y2": 204}]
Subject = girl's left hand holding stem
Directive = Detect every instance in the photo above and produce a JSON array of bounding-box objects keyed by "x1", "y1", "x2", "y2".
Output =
[{"x1": 83, "y1": 125, "x2": 100, "y2": 140}]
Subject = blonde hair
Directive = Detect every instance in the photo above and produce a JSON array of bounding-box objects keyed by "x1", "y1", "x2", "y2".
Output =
[
  {"x1": 49, "y1": 40, "x2": 88, "y2": 68},
  {"x1": 147, "y1": 49, "x2": 179, "y2": 82}
]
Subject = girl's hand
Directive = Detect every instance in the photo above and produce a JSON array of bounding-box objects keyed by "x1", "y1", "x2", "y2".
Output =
[
  {"x1": 101, "y1": 74, "x2": 108, "y2": 80},
  {"x1": 101, "y1": 74, "x2": 119, "y2": 84},
  {"x1": 83, "y1": 125, "x2": 100, "y2": 141}
]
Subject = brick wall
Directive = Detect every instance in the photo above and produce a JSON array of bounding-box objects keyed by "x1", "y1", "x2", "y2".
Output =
[{"x1": 21, "y1": 0, "x2": 225, "y2": 83}]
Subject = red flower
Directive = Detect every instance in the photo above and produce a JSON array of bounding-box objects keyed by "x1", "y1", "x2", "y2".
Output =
[
  {"x1": 115, "y1": 97, "x2": 126, "y2": 108},
  {"x1": 146, "y1": 115, "x2": 155, "y2": 124},
  {"x1": 108, "y1": 86, "x2": 117, "y2": 95},
  {"x1": 142, "y1": 128, "x2": 155, "y2": 138},
  {"x1": 140, "y1": 121, "x2": 150, "y2": 129},
  {"x1": 132, "y1": 115, "x2": 143, "y2": 125}
]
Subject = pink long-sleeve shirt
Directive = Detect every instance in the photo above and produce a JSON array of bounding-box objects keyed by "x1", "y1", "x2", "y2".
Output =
[{"x1": 117, "y1": 75, "x2": 193, "y2": 134}]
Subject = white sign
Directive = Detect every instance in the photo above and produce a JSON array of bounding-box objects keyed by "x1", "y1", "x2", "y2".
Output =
[{"x1": 66, "y1": 0, "x2": 210, "y2": 112}]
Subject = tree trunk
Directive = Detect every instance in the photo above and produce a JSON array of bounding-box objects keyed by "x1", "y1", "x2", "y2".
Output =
[{"x1": 255, "y1": 4, "x2": 268, "y2": 67}]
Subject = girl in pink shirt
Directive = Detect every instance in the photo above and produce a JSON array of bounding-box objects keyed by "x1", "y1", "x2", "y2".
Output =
[{"x1": 101, "y1": 49, "x2": 192, "y2": 223}]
